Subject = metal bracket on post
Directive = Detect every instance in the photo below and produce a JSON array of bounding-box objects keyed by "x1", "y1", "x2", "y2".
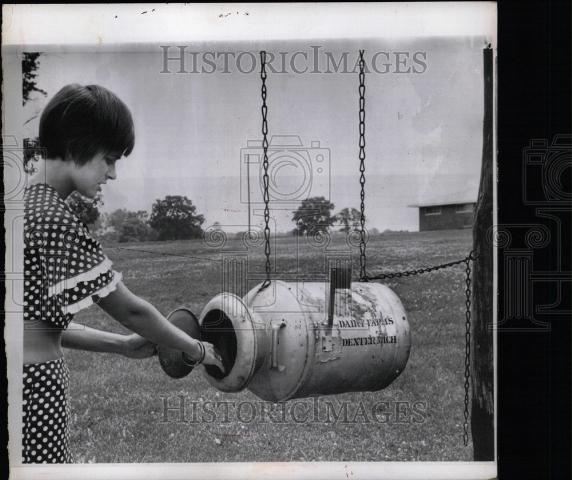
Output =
[{"x1": 327, "y1": 265, "x2": 352, "y2": 328}]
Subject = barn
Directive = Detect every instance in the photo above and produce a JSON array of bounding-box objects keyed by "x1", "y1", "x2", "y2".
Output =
[{"x1": 410, "y1": 199, "x2": 476, "y2": 231}]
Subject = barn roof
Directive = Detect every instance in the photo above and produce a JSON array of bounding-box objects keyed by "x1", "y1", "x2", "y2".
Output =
[
  {"x1": 408, "y1": 199, "x2": 477, "y2": 208},
  {"x1": 408, "y1": 175, "x2": 479, "y2": 208}
]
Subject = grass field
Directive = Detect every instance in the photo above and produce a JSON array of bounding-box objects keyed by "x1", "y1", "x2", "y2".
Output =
[{"x1": 67, "y1": 228, "x2": 475, "y2": 462}]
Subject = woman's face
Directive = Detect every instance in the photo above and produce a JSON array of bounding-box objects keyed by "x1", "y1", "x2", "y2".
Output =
[{"x1": 71, "y1": 152, "x2": 120, "y2": 199}]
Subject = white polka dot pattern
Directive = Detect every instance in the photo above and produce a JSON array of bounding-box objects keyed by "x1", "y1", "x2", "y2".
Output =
[
  {"x1": 22, "y1": 358, "x2": 72, "y2": 463},
  {"x1": 24, "y1": 183, "x2": 121, "y2": 327}
]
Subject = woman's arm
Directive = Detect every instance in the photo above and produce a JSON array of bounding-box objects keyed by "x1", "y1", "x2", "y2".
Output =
[
  {"x1": 95, "y1": 281, "x2": 224, "y2": 370},
  {"x1": 61, "y1": 322, "x2": 156, "y2": 358}
]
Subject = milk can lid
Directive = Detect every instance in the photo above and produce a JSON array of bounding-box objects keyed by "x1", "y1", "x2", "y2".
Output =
[{"x1": 158, "y1": 307, "x2": 201, "y2": 379}]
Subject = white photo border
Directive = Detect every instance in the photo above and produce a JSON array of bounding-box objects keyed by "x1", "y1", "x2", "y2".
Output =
[{"x1": 3, "y1": 3, "x2": 497, "y2": 479}]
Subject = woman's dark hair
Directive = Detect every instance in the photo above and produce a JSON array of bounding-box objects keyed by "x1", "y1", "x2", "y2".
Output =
[{"x1": 39, "y1": 84, "x2": 135, "y2": 164}]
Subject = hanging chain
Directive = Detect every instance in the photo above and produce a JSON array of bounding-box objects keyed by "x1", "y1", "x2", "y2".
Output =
[
  {"x1": 358, "y1": 50, "x2": 367, "y2": 281},
  {"x1": 366, "y1": 250, "x2": 476, "y2": 446},
  {"x1": 259, "y1": 50, "x2": 272, "y2": 291},
  {"x1": 364, "y1": 256, "x2": 470, "y2": 280},
  {"x1": 353, "y1": 47, "x2": 473, "y2": 444},
  {"x1": 463, "y1": 253, "x2": 474, "y2": 446}
]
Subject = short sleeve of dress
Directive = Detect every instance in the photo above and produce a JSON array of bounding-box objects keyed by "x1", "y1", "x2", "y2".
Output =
[{"x1": 38, "y1": 220, "x2": 122, "y2": 315}]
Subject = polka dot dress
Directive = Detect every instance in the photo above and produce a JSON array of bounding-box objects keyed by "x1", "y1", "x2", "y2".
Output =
[
  {"x1": 24, "y1": 183, "x2": 122, "y2": 325},
  {"x1": 23, "y1": 183, "x2": 123, "y2": 463},
  {"x1": 22, "y1": 358, "x2": 72, "y2": 463}
]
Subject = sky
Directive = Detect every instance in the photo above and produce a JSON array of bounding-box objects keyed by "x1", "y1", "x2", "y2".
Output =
[{"x1": 23, "y1": 36, "x2": 487, "y2": 232}]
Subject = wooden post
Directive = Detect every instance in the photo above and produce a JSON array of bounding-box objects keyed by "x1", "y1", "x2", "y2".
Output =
[{"x1": 471, "y1": 45, "x2": 495, "y2": 460}]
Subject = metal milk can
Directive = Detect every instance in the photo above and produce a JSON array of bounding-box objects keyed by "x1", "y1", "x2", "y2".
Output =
[{"x1": 197, "y1": 278, "x2": 411, "y2": 402}]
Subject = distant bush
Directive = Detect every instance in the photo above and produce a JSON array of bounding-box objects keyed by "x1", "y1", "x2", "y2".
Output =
[
  {"x1": 105, "y1": 209, "x2": 158, "y2": 243},
  {"x1": 292, "y1": 197, "x2": 336, "y2": 236},
  {"x1": 149, "y1": 195, "x2": 205, "y2": 240}
]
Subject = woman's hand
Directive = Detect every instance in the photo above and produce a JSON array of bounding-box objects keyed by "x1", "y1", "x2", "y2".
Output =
[
  {"x1": 184, "y1": 341, "x2": 225, "y2": 373},
  {"x1": 122, "y1": 333, "x2": 157, "y2": 359},
  {"x1": 97, "y1": 283, "x2": 224, "y2": 370},
  {"x1": 201, "y1": 341, "x2": 225, "y2": 373}
]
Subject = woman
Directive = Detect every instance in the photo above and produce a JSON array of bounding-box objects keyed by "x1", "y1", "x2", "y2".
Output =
[{"x1": 23, "y1": 84, "x2": 224, "y2": 463}]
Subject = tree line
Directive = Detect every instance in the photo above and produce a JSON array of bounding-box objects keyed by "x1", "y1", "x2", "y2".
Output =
[
  {"x1": 71, "y1": 194, "x2": 205, "y2": 243},
  {"x1": 70, "y1": 194, "x2": 377, "y2": 243},
  {"x1": 24, "y1": 57, "x2": 379, "y2": 243}
]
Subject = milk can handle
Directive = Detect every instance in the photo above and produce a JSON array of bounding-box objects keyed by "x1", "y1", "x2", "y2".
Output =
[{"x1": 271, "y1": 320, "x2": 286, "y2": 370}]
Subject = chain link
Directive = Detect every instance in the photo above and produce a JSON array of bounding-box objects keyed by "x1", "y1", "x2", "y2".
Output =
[
  {"x1": 463, "y1": 254, "x2": 473, "y2": 446},
  {"x1": 358, "y1": 50, "x2": 367, "y2": 281},
  {"x1": 259, "y1": 51, "x2": 272, "y2": 291},
  {"x1": 364, "y1": 256, "x2": 470, "y2": 281}
]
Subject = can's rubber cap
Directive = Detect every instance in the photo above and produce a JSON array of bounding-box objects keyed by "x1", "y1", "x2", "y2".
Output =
[{"x1": 158, "y1": 308, "x2": 201, "y2": 379}]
